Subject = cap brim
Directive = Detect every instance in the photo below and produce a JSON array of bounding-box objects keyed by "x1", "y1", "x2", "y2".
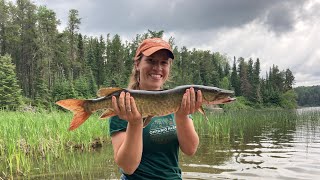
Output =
[{"x1": 142, "y1": 47, "x2": 174, "y2": 59}]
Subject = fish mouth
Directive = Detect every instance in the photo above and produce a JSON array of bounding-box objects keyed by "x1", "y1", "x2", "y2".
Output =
[{"x1": 208, "y1": 97, "x2": 236, "y2": 105}]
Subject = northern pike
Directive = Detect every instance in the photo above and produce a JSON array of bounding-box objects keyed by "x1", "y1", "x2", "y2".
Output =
[{"x1": 56, "y1": 85, "x2": 236, "y2": 131}]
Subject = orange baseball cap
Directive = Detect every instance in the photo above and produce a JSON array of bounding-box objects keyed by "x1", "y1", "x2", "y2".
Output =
[{"x1": 134, "y1": 38, "x2": 174, "y2": 60}]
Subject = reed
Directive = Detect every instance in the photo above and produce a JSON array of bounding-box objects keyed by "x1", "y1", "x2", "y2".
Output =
[
  {"x1": 192, "y1": 109, "x2": 299, "y2": 143},
  {"x1": 0, "y1": 110, "x2": 109, "y2": 178}
]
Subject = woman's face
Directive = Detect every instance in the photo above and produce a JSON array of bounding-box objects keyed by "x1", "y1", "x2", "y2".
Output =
[{"x1": 136, "y1": 49, "x2": 171, "y2": 90}]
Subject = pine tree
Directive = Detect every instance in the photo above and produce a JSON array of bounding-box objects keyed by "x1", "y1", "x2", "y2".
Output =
[
  {"x1": 67, "y1": 9, "x2": 81, "y2": 80},
  {"x1": 230, "y1": 57, "x2": 240, "y2": 96},
  {"x1": 14, "y1": 0, "x2": 38, "y2": 98},
  {"x1": 0, "y1": 0, "x2": 8, "y2": 55},
  {"x1": 284, "y1": 68, "x2": 294, "y2": 91},
  {"x1": 105, "y1": 34, "x2": 125, "y2": 87},
  {"x1": 35, "y1": 6, "x2": 59, "y2": 105},
  {"x1": 238, "y1": 57, "x2": 252, "y2": 99},
  {"x1": 253, "y1": 58, "x2": 262, "y2": 103},
  {"x1": 0, "y1": 54, "x2": 23, "y2": 109}
]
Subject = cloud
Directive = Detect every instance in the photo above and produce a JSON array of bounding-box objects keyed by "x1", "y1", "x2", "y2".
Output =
[
  {"x1": 31, "y1": 0, "x2": 320, "y2": 86},
  {"x1": 34, "y1": 0, "x2": 307, "y2": 34}
]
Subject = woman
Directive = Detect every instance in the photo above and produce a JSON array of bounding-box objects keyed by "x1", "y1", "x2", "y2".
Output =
[{"x1": 109, "y1": 38, "x2": 202, "y2": 179}]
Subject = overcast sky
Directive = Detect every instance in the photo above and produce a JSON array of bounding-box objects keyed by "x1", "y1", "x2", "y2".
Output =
[{"x1": 31, "y1": 0, "x2": 320, "y2": 87}]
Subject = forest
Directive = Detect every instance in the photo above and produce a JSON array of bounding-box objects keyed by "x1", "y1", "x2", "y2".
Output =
[
  {"x1": 294, "y1": 86, "x2": 320, "y2": 107},
  {"x1": 0, "y1": 0, "x2": 297, "y2": 110}
]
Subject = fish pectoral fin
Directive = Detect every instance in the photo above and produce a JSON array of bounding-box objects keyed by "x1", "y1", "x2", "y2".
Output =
[
  {"x1": 97, "y1": 87, "x2": 123, "y2": 97},
  {"x1": 99, "y1": 109, "x2": 116, "y2": 119},
  {"x1": 143, "y1": 116, "x2": 153, "y2": 128},
  {"x1": 198, "y1": 106, "x2": 209, "y2": 121}
]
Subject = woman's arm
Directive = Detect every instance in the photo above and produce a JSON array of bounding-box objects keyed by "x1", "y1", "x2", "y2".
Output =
[
  {"x1": 175, "y1": 115, "x2": 199, "y2": 156},
  {"x1": 111, "y1": 92, "x2": 143, "y2": 175},
  {"x1": 175, "y1": 88, "x2": 202, "y2": 156},
  {"x1": 111, "y1": 124, "x2": 143, "y2": 175}
]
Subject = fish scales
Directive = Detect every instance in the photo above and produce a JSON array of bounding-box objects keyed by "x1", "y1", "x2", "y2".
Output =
[{"x1": 56, "y1": 85, "x2": 235, "y2": 131}]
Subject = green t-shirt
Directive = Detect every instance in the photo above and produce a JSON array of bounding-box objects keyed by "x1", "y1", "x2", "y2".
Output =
[{"x1": 109, "y1": 114, "x2": 182, "y2": 180}]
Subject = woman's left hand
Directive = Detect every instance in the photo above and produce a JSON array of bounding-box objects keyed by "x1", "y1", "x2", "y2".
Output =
[{"x1": 175, "y1": 87, "x2": 202, "y2": 118}]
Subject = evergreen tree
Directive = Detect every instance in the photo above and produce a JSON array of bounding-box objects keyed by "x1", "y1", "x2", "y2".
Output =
[
  {"x1": 96, "y1": 35, "x2": 106, "y2": 87},
  {"x1": 35, "y1": 5, "x2": 59, "y2": 100},
  {"x1": 247, "y1": 58, "x2": 254, "y2": 85},
  {"x1": 284, "y1": 68, "x2": 294, "y2": 91},
  {"x1": 34, "y1": 66, "x2": 50, "y2": 107},
  {"x1": 0, "y1": 0, "x2": 8, "y2": 55},
  {"x1": 74, "y1": 75, "x2": 90, "y2": 98},
  {"x1": 105, "y1": 34, "x2": 125, "y2": 87},
  {"x1": 67, "y1": 9, "x2": 81, "y2": 79},
  {"x1": 15, "y1": 0, "x2": 38, "y2": 98},
  {"x1": 295, "y1": 86, "x2": 320, "y2": 107},
  {"x1": 0, "y1": 54, "x2": 23, "y2": 109},
  {"x1": 253, "y1": 58, "x2": 261, "y2": 103},
  {"x1": 179, "y1": 46, "x2": 191, "y2": 84},
  {"x1": 52, "y1": 75, "x2": 76, "y2": 102},
  {"x1": 147, "y1": 29, "x2": 164, "y2": 38},
  {"x1": 238, "y1": 57, "x2": 251, "y2": 98},
  {"x1": 190, "y1": 50, "x2": 202, "y2": 85},
  {"x1": 167, "y1": 45, "x2": 180, "y2": 88},
  {"x1": 76, "y1": 34, "x2": 85, "y2": 76},
  {"x1": 230, "y1": 57, "x2": 240, "y2": 96},
  {"x1": 224, "y1": 62, "x2": 230, "y2": 77},
  {"x1": 210, "y1": 52, "x2": 220, "y2": 86}
]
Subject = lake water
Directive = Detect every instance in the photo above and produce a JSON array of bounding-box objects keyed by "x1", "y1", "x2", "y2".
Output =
[
  {"x1": 21, "y1": 108, "x2": 320, "y2": 179},
  {"x1": 182, "y1": 107, "x2": 320, "y2": 179}
]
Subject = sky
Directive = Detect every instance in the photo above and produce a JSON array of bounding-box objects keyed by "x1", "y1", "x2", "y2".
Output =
[{"x1": 30, "y1": 0, "x2": 320, "y2": 87}]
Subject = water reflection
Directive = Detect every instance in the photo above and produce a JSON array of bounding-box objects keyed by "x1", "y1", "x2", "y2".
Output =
[
  {"x1": 25, "y1": 144, "x2": 119, "y2": 180},
  {"x1": 182, "y1": 108, "x2": 320, "y2": 179}
]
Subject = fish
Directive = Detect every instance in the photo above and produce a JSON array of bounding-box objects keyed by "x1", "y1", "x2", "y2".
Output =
[{"x1": 56, "y1": 85, "x2": 236, "y2": 131}]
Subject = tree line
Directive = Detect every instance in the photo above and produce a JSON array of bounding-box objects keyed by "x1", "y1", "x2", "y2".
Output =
[
  {"x1": 0, "y1": 0, "x2": 296, "y2": 110},
  {"x1": 294, "y1": 86, "x2": 320, "y2": 107}
]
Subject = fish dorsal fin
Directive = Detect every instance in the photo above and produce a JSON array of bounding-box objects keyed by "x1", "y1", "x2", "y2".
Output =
[{"x1": 97, "y1": 87, "x2": 123, "y2": 97}]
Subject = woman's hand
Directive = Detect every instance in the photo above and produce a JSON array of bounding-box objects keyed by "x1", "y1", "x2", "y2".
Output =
[
  {"x1": 174, "y1": 87, "x2": 201, "y2": 156},
  {"x1": 112, "y1": 92, "x2": 142, "y2": 125},
  {"x1": 175, "y1": 87, "x2": 202, "y2": 118},
  {"x1": 111, "y1": 91, "x2": 144, "y2": 174}
]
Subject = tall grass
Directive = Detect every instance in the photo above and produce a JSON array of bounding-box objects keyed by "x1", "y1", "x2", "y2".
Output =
[
  {"x1": 0, "y1": 110, "x2": 109, "y2": 179},
  {"x1": 193, "y1": 109, "x2": 299, "y2": 144}
]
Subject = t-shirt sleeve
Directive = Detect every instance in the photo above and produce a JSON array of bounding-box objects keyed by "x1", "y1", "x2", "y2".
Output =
[{"x1": 109, "y1": 116, "x2": 128, "y2": 136}]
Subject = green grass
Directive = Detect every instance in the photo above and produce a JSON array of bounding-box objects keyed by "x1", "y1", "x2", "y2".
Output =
[
  {"x1": 0, "y1": 110, "x2": 109, "y2": 178},
  {"x1": 193, "y1": 109, "x2": 300, "y2": 143}
]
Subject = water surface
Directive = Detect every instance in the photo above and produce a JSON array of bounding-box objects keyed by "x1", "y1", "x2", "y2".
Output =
[
  {"x1": 10, "y1": 108, "x2": 320, "y2": 179},
  {"x1": 182, "y1": 107, "x2": 320, "y2": 179}
]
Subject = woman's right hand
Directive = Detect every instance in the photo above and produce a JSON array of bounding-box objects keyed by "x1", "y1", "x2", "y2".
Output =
[
  {"x1": 111, "y1": 91, "x2": 144, "y2": 174},
  {"x1": 112, "y1": 92, "x2": 142, "y2": 125}
]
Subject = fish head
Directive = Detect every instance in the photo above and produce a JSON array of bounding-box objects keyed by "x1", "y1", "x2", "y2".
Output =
[{"x1": 201, "y1": 87, "x2": 235, "y2": 105}]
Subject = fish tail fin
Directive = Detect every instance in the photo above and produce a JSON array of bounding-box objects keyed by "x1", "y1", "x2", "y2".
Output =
[{"x1": 56, "y1": 99, "x2": 92, "y2": 131}]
